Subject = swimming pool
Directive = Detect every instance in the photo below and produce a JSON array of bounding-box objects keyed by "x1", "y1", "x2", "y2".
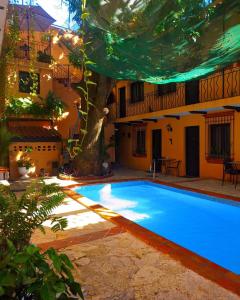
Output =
[{"x1": 75, "y1": 180, "x2": 240, "y2": 274}]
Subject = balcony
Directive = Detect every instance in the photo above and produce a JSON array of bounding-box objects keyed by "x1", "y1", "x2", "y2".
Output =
[
  {"x1": 14, "y1": 39, "x2": 52, "y2": 64},
  {"x1": 116, "y1": 66, "x2": 240, "y2": 119}
]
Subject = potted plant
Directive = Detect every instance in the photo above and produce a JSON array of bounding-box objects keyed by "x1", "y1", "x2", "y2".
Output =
[
  {"x1": 37, "y1": 50, "x2": 53, "y2": 64},
  {"x1": 17, "y1": 148, "x2": 34, "y2": 179}
]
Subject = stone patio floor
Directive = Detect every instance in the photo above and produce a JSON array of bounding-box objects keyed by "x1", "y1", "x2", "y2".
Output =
[{"x1": 4, "y1": 167, "x2": 240, "y2": 299}]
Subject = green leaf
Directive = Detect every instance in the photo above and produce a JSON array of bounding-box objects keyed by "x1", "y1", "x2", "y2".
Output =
[
  {"x1": 46, "y1": 248, "x2": 62, "y2": 272},
  {"x1": 85, "y1": 60, "x2": 96, "y2": 65},
  {"x1": 79, "y1": 110, "x2": 88, "y2": 116},
  {"x1": 81, "y1": 12, "x2": 89, "y2": 20},
  {"x1": 53, "y1": 281, "x2": 65, "y2": 293},
  {"x1": 40, "y1": 284, "x2": 56, "y2": 300},
  {"x1": 80, "y1": 129, "x2": 87, "y2": 135},
  {"x1": 59, "y1": 253, "x2": 73, "y2": 269},
  {"x1": 0, "y1": 287, "x2": 4, "y2": 296},
  {"x1": 0, "y1": 271, "x2": 16, "y2": 287},
  {"x1": 14, "y1": 253, "x2": 29, "y2": 264},
  {"x1": 26, "y1": 244, "x2": 40, "y2": 255},
  {"x1": 86, "y1": 80, "x2": 97, "y2": 85},
  {"x1": 76, "y1": 86, "x2": 87, "y2": 95}
]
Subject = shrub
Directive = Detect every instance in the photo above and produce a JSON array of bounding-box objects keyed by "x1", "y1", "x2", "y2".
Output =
[
  {"x1": 4, "y1": 93, "x2": 66, "y2": 120},
  {"x1": 0, "y1": 180, "x2": 84, "y2": 299},
  {"x1": 0, "y1": 180, "x2": 67, "y2": 251},
  {"x1": 0, "y1": 240, "x2": 84, "y2": 299}
]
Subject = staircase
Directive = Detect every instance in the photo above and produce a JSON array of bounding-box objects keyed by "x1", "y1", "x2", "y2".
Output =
[
  {"x1": 53, "y1": 77, "x2": 81, "y2": 140},
  {"x1": 52, "y1": 64, "x2": 82, "y2": 87}
]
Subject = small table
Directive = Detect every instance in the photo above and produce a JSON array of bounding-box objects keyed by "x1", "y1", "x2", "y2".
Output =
[{"x1": 153, "y1": 158, "x2": 175, "y2": 175}]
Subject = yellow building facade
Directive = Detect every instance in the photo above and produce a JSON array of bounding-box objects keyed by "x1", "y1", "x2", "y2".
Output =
[
  {"x1": 107, "y1": 63, "x2": 240, "y2": 179},
  {"x1": 1, "y1": 3, "x2": 81, "y2": 178}
]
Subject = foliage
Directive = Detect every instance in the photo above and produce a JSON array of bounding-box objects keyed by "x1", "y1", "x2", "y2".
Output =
[
  {"x1": 0, "y1": 180, "x2": 67, "y2": 252},
  {"x1": 37, "y1": 50, "x2": 52, "y2": 64},
  {"x1": 0, "y1": 240, "x2": 84, "y2": 300},
  {"x1": 45, "y1": 91, "x2": 66, "y2": 120},
  {"x1": 17, "y1": 147, "x2": 33, "y2": 170},
  {"x1": 0, "y1": 126, "x2": 13, "y2": 167},
  {"x1": 4, "y1": 92, "x2": 66, "y2": 120},
  {"x1": 59, "y1": 0, "x2": 96, "y2": 159},
  {"x1": 5, "y1": 97, "x2": 44, "y2": 116},
  {"x1": 0, "y1": 5, "x2": 20, "y2": 105}
]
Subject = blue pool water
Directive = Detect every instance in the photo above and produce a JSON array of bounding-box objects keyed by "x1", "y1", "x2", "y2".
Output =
[{"x1": 75, "y1": 180, "x2": 240, "y2": 274}]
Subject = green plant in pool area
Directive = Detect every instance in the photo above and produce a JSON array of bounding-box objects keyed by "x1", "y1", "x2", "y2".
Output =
[
  {"x1": 0, "y1": 181, "x2": 67, "y2": 252},
  {"x1": 0, "y1": 180, "x2": 84, "y2": 299},
  {"x1": 0, "y1": 241, "x2": 84, "y2": 299}
]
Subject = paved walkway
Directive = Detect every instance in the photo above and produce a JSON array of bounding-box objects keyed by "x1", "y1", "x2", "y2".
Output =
[{"x1": 6, "y1": 168, "x2": 240, "y2": 299}]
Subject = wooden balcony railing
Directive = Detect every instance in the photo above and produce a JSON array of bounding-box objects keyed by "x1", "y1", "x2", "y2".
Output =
[{"x1": 114, "y1": 66, "x2": 240, "y2": 118}]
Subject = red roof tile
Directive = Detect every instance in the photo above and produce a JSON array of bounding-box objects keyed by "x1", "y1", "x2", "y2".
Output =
[{"x1": 9, "y1": 126, "x2": 61, "y2": 142}]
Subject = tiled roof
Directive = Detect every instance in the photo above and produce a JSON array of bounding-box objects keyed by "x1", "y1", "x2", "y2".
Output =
[{"x1": 9, "y1": 126, "x2": 61, "y2": 142}]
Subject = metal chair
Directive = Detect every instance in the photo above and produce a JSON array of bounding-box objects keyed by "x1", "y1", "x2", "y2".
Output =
[{"x1": 222, "y1": 160, "x2": 236, "y2": 186}]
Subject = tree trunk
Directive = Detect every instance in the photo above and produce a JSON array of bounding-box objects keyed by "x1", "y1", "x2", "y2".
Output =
[{"x1": 73, "y1": 73, "x2": 114, "y2": 176}]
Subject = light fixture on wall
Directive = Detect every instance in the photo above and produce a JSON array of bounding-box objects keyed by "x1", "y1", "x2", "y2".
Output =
[{"x1": 166, "y1": 124, "x2": 173, "y2": 132}]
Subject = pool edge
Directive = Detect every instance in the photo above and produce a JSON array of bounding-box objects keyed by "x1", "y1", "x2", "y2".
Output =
[{"x1": 63, "y1": 178, "x2": 240, "y2": 296}]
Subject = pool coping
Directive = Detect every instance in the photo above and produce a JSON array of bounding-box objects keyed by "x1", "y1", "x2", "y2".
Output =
[{"x1": 63, "y1": 178, "x2": 240, "y2": 296}]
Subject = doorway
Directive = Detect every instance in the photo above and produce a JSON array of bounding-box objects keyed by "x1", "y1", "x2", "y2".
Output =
[
  {"x1": 119, "y1": 87, "x2": 126, "y2": 118},
  {"x1": 185, "y1": 80, "x2": 199, "y2": 105},
  {"x1": 185, "y1": 126, "x2": 200, "y2": 177},
  {"x1": 152, "y1": 129, "x2": 162, "y2": 171}
]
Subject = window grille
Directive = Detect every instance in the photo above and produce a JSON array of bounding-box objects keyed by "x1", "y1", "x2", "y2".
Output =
[{"x1": 205, "y1": 112, "x2": 234, "y2": 161}]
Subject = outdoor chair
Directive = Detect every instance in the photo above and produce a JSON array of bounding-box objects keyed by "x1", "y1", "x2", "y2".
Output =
[
  {"x1": 222, "y1": 160, "x2": 236, "y2": 186},
  {"x1": 166, "y1": 160, "x2": 181, "y2": 177}
]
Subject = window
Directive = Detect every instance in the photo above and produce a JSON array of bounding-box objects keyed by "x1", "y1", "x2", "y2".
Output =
[
  {"x1": 205, "y1": 112, "x2": 234, "y2": 162},
  {"x1": 130, "y1": 82, "x2": 144, "y2": 103},
  {"x1": 209, "y1": 124, "x2": 230, "y2": 159},
  {"x1": 134, "y1": 127, "x2": 146, "y2": 156},
  {"x1": 157, "y1": 83, "x2": 176, "y2": 96},
  {"x1": 19, "y1": 71, "x2": 40, "y2": 94}
]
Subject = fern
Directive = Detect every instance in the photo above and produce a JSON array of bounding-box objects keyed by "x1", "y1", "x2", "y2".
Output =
[{"x1": 0, "y1": 180, "x2": 67, "y2": 251}]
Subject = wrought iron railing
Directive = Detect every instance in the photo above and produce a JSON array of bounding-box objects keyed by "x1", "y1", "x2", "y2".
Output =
[
  {"x1": 9, "y1": 0, "x2": 37, "y2": 5},
  {"x1": 14, "y1": 39, "x2": 51, "y2": 63},
  {"x1": 52, "y1": 64, "x2": 81, "y2": 86},
  {"x1": 116, "y1": 66, "x2": 240, "y2": 118}
]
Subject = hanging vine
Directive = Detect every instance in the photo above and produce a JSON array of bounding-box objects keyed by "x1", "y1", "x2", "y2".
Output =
[
  {"x1": 59, "y1": 0, "x2": 97, "y2": 159},
  {"x1": 0, "y1": 5, "x2": 20, "y2": 117}
]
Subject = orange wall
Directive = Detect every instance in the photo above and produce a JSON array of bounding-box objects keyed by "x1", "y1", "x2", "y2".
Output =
[
  {"x1": 53, "y1": 80, "x2": 80, "y2": 140},
  {"x1": 9, "y1": 141, "x2": 62, "y2": 179},
  {"x1": 117, "y1": 111, "x2": 240, "y2": 179}
]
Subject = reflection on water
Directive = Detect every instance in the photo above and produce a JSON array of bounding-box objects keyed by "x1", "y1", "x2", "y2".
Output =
[{"x1": 99, "y1": 184, "x2": 149, "y2": 221}]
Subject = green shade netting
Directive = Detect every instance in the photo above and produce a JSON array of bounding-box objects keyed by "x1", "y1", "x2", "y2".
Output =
[{"x1": 81, "y1": 0, "x2": 240, "y2": 84}]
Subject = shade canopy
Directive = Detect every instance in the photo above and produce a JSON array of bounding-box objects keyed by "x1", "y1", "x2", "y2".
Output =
[
  {"x1": 9, "y1": 4, "x2": 55, "y2": 32},
  {"x1": 69, "y1": 0, "x2": 240, "y2": 84}
]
